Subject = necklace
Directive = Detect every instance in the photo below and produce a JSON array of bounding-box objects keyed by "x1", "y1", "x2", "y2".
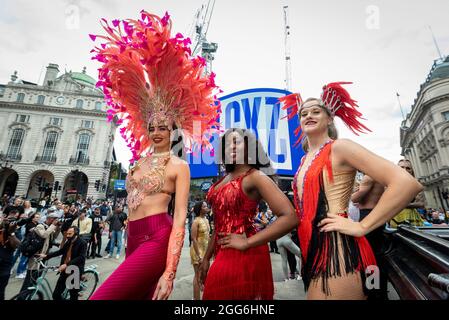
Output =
[
  {"x1": 151, "y1": 151, "x2": 171, "y2": 157},
  {"x1": 131, "y1": 151, "x2": 171, "y2": 174},
  {"x1": 149, "y1": 151, "x2": 171, "y2": 165}
]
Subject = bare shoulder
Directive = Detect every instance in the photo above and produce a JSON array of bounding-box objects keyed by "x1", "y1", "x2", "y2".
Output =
[
  {"x1": 248, "y1": 169, "x2": 275, "y2": 186},
  {"x1": 168, "y1": 156, "x2": 189, "y2": 168},
  {"x1": 332, "y1": 138, "x2": 360, "y2": 154},
  {"x1": 331, "y1": 139, "x2": 361, "y2": 171},
  {"x1": 169, "y1": 156, "x2": 190, "y2": 176}
]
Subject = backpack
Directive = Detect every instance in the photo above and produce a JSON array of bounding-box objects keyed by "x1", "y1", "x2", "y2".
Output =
[{"x1": 19, "y1": 226, "x2": 45, "y2": 257}]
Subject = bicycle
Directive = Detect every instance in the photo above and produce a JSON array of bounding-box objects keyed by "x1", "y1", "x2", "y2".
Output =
[{"x1": 10, "y1": 258, "x2": 99, "y2": 300}]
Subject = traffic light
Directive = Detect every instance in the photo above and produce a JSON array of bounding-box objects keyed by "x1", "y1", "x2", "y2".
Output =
[
  {"x1": 95, "y1": 180, "x2": 100, "y2": 191},
  {"x1": 35, "y1": 176, "x2": 43, "y2": 187},
  {"x1": 54, "y1": 181, "x2": 59, "y2": 190},
  {"x1": 443, "y1": 191, "x2": 448, "y2": 200}
]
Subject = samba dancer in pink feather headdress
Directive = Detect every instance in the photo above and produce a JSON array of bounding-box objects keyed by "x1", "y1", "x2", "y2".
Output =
[{"x1": 89, "y1": 10, "x2": 221, "y2": 300}]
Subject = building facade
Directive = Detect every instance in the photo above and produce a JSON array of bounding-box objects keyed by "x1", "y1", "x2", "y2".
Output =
[
  {"x1": 400, "y1": 56, "x2": 449, "y2": 210},
  {"x1": 0, "y1": 63, "x2": 116, "y2": 201}
]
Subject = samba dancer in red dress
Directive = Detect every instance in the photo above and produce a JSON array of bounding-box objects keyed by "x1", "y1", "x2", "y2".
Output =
[{"x1": 199, "y1": 129, "x2": 297, "y2": 300}]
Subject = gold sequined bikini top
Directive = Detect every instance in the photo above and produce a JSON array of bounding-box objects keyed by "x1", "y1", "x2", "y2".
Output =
[{"x1": 125, "y1": 152, "x2": 172, "y2": 211}]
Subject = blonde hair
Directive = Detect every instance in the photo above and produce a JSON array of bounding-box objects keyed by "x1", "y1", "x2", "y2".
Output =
[{"x1": 300, "y1": 98, "x2": 338, "y2": 152}]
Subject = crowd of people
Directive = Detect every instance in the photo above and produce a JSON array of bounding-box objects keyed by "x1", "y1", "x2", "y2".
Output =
[{"x1": 0, "y1": 195, "x2": 128, "y2": 300}]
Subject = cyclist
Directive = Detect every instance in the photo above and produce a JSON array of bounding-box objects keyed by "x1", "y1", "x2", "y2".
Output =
[{"x1": 39, "y1": 226, "x2": 87, "y2": 300}]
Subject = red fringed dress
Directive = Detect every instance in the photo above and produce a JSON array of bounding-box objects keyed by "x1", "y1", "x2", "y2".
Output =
[
  {"x1": 202, "y1": 169, "x2": 274, "y2": 300},
  {"x1": 293, "y1": 140, "x2": 377, "y2": 297}
]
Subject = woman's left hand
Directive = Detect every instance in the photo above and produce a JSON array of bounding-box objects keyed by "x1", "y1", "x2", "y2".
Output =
[
  {"x1": 217, "y1": 232, "x2": 249, "y2": 251},
  {"x1": 317, "y1": 213, "x2": 367, "y2": 237}
]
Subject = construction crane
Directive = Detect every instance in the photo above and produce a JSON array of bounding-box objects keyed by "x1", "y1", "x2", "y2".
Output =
[
  {"x1": 188, "y1": 0, "x2": 218, "y2": 75},
  {"x1": 283, "y1": 5, "x2": 292, "y2": 91}
]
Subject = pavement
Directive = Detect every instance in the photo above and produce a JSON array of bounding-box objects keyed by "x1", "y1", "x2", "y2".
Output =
[{"x1": 5, "y1": 226, "x2": 398, "y2": 300}]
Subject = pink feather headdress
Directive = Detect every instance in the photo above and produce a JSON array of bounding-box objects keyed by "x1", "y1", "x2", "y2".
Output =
[{"x1": 90, "y1": 11, "x2": 222, "y2": 163}]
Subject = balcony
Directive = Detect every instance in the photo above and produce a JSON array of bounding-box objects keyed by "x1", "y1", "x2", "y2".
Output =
[
  {"x1": 0, "y1": 152, "x2": 22, "y2": 161},
  {"x1": 69, "y1": 156, "x2": 90, "y2": 165},
  {"x1": 35, "y1": 155, "x2": 57, "y2": 163}
]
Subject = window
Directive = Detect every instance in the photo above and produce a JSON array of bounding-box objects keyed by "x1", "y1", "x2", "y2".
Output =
[
  {"x1": 95, "y1": 102, "x2": 102, "y2": 111},
  {"x1": 6, "y1": 129, "x2": 25, "y2": 158},
  {"x1": 16, "y1": 93, "x2": 25, "y2": 103},
  {"x1": 81, "y1": 120, "x2": 93, "y2": 129},
  {"x1": 76, "y1": 99, "x2": 84, "y2": 108},
  {"x1": 37, "y1": 95, "x2": 45, "y2": 105},
  {"x1": 76, "y1": 134, "x2": 91, "y2": 162},
  {"x1": 15, "y1": 114, "x2": 30, "y2": 123},
  {"x1": 443, "y1": 111, "x2": 449, "y2": 121},
  {"x1": 42, "y1": 131, "x2": 58, "y2": 161},
  {"x1": 49, "y1": 117, "x2": 62, "y2": 126}
]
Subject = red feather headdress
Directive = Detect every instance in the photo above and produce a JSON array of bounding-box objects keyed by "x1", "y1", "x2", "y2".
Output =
[
  {"x1": 279, "y1": 82, "x2": 370, "y2": 146},
  {"x1": 90, "y1": 11, "x2": 222, "y2": 163}
]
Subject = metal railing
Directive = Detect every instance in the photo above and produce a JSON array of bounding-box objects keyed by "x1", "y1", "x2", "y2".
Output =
[
  {"x1": 69, "y1": 156, "x2": 90, "y2": 165},
  {"x1": 35, "y1": 155, "x2": 57, "y2": 163},
  {"x1": 0, "y1": 152, "x2": 22, "y2": 161}
]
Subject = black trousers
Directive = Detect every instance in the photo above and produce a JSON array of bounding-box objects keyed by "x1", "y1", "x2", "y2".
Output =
[
  {"x1": 287, "y1": 231, "x2": 300, "y2": 275},
  {"x1": 269, "y1": 241, "x2": 278, "y2": 253},
  {"x1": 90, "y1": 231, "x2": 102, "y2": 257},
  {"x1": 53, "y1": 273, "x2": 79, "y2": 301},
  {"x1": 360, "y1": 209, "x2": 389, "y2": 300},
  {"x1": 287, "y1": 251, "x2": 297, "y2": 275},
  {"x1": 0, "y1": 274, "x2": 10, "y2": 300}
]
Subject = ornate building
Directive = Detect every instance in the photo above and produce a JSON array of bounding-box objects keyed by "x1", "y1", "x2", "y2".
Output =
[
  {"x1": 400, "y1": 56, "x2": 449, "y2": 210},
  {"x1": 0, "y1": 63, "x2": 116, "y2": 201}
]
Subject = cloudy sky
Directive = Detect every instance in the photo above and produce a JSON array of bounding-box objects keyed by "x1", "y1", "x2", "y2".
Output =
[{"x1": 1, "y1": 0, "x2": 448, "y2": 169}]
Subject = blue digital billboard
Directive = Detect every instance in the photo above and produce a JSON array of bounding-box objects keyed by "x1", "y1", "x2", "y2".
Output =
[{"x1": 188, "y1": 88, "x2": 305, "y2": 178}]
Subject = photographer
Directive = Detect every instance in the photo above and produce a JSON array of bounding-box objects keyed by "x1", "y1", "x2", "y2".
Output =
[
  {"x1": 39, "y1": 226, "x2": 87, "y2": 300},
  {"x1": 0, "y1": 210, "x2": 21, "y2": 300},
  {"x1": 18, "y1": 213, "x2": 59, "y2": 296}
]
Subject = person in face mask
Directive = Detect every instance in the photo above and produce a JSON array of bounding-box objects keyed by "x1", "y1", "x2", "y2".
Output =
[{"x1": 40, "y1": 226, "x2": 87, "y2": 300}]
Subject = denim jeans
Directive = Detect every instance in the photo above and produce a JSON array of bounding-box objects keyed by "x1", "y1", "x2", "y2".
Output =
[
  {"x1": 109, "y1": 230, "x2": 123, "y2": 256},
  {"x1": 11, "y1": 249, "x2": 21, "y2": 267},
  {"x1": 16, "y1": 255, "x2": 28, "y2": 275}
]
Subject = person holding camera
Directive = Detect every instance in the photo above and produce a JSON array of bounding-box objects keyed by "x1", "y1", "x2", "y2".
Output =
[
  {"x1": 17, "y1": 212, "x2": 59, "y2": 297},
  {"x1": 0, "y1": 210, "x2": 21, "y2": 300},
  {"x1": 39, "y1": 226, "x2": 87, "y2": 300}
]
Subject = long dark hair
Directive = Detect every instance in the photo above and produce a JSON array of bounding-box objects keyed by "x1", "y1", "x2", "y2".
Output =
[
  {"x1": 218, "y1": 128, "x2": 274, "y2": 175},
  {"x1": 193, "y1": 201, "x2": 205, "y2": 218}
]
